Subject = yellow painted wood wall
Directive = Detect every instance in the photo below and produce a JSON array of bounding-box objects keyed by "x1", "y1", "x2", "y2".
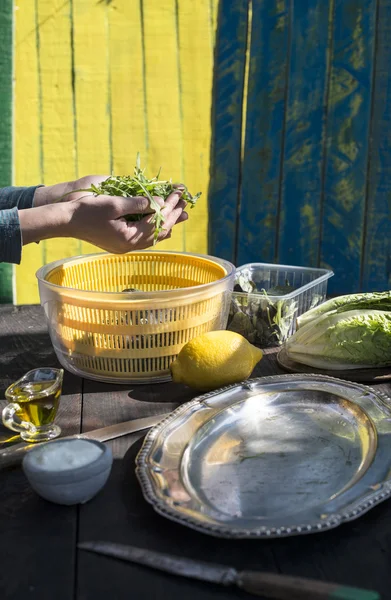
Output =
[{"x1": 14, "y1": 0, "x2": 217, "y2": 304}]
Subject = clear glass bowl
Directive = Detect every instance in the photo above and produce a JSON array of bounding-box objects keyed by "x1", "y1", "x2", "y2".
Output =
[{"x1": 36, "y1": 251, "x2": 235, "y2": 384}]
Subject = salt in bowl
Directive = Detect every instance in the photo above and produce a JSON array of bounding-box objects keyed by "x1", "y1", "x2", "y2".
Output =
[{"x1": 22, "y1": 438, "x2": 113, "y2": 505}]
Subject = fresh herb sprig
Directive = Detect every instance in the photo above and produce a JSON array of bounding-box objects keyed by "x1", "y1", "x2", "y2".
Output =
[{"x1": 57, "y1": 154, "x2": 201, "y2": 242}]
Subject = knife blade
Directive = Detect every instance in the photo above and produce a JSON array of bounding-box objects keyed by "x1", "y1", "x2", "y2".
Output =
[
  {"x1": 79, "y1": 541, "x2": 380, "y2": 600},
  {"x1": 0, "y1": 413, "x2": 168, "y2": 470}
]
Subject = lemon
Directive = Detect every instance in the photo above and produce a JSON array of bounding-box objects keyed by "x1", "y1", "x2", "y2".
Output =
[{"x1": 170, "y1": 330, "x2": 263, "y2": 392}]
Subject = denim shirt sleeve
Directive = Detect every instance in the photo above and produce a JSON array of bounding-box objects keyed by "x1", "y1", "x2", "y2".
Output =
[{"x1": 0, "y1": 185, "x2": 44, "y2": 264}]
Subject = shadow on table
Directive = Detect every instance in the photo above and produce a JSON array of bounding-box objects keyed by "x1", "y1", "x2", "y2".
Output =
[
  {"x1": 0, "y1": 330, "x2": 194, "y2": 401},
  {"x1": 127, "y1": 382, "x2": 196, "y2": 405},
  {"x1": 0, "y1": 331, "x2": 58, "y2": 378},
  {"x1": 83, "y1": 377, "x2": 196, "y2": 406},
  {"x1": 0, "y1": 331, "x2": 84, "y2": 397}
]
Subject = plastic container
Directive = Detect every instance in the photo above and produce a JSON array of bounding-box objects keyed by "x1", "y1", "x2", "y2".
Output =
[
  {"x1": 36, "y1": 251, "x2": 235, "y2": 384},
  {"x1": 227, "y1": 262, "x2": 334, "y2": 348}
]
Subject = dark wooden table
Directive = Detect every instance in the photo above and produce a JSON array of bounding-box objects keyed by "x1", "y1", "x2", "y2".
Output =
[{"x1": 1, "y1": 305, "x2": 391, "y2": 600}]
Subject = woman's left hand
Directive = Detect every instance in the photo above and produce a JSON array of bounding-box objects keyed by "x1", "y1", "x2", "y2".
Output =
[{"x1": 32, "y1": 175, "x2": 110, "y2": 207}]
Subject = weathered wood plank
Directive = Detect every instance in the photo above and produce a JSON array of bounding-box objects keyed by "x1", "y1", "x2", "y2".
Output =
[
  {"x1": 0, "y1": 0, "x2": 12, "y2": 192},
  {"x1": 1, "y1": 306, "x2": 391, "y2": 599},
  {"x1": 0, "y1": 265, "x2": 12, "y2": 304},
  {"x1": 37, "y1": 0, "x2": 80, "y2": 266},
  {"x1": 176, "y1": 0, "x2": 217, "y2": 255},
  {"x1": 72, "y1": 0, "x2": 111, "y2": 177},
  {"x1": 0, "y1": 305, "x2": 82, "y2": 600},
  {"x1": 14, "y1": 0, "x2": 44, "y2": 304},
  {"x1": 0, "y1": 306, "x2": 82, "y2": 436},
  {"x1": 72, "y1": 0, "x2": 111, "y2": 256},
  {"x1": 208, "y1": 0, "x2": 250, "y2": 263},
  {"x1": 266, "y1": 496, "x2": 391, "y2": 596},
  {"x1": 361, "y1": 0, "x2": 391, "y2": 291},
  {"x1": 76, "y1": 367, "x2": 391, "y2": 600},
  {"x1": 80, "y1": 379, "x2": 195, "y2": 459},
  {"x1": 237, "y1": 0, "x2": 289, "y2": 266},
  {"x1": 320, "y1": 0, "x2": 377, "y2": 294},
  {"x1": 76, "y1": 439, "x2": 278, "y2": 600},
  {"x1": 277, "y1": 0, "x2": 331, "y2": 267},
  {"x1": 108, "y1": 0, "x2": 147, "y2": 175},
  {"x1": 0, "y1": 0, "x2": 13, "y2": 303},
  {"x1": 142, "y1": 0, "x2": 185, "y2": 252},
  {"x1": 76, "y1": 355, "x2": 280, "y2": 600}
]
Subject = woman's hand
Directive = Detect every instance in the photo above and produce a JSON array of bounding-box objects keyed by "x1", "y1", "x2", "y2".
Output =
[
  {"x1": 32, "y1": 175, "x2": 110, "y2": 207},
  {"x1": 20, "y1": 188, "x2": 188, "y2": 252},
  {"x1": 68, "y1": 187, "x2": 187, "y2": 251}
]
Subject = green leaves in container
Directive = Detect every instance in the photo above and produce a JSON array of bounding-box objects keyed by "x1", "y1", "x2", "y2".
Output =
[
  {"x1": 235, "y1": 273, "x2": 256, "y2": 294},
  {"x1": 228, "y1": 275, "x2": 298, "y2": 348},
  {"x1": 228, "y1": 307, "x2": 258, "y2": 344}
]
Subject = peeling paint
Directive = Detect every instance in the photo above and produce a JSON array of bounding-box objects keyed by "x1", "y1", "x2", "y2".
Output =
[
  {"x1": 321, "y1": 0, "x2": 376, "y2": 292},
  {"x1": 330, "y1": 68, "x2": 359, "y2": 105},
  {"x1": 351, "y1": 8, "x2": 365, "y2": 70},
  {"x1": 288, "y1": 140, "x2": 313, "y2": 166}
]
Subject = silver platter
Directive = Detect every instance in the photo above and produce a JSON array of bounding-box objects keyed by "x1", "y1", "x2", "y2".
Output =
[{"x1": 136, "y1": 374, "x2": 391, "y2": 538}]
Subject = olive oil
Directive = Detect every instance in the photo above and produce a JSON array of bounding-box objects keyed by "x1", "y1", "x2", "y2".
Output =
[
  {"x1": 3, "y1": 367, "x2": 63, "y2": 442},
  {"x1": 11, "y1": 379, "x2": 61, "y2": 427}
]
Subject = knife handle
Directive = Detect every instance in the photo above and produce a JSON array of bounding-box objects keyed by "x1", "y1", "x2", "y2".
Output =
[
  {"x1": 0, "y1": 435, "x2": 80, "y2": 469},
  {"x1": 0, "y1": 442, "x2": 40, "y2": 469},
  {"x1": 237, "y1": 571, "x2": 380, "y2": 600}
]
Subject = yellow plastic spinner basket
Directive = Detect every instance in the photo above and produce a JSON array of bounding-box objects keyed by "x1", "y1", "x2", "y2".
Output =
[{"x1": 36, "y1": 251, "x2": 235, "y2": 383}]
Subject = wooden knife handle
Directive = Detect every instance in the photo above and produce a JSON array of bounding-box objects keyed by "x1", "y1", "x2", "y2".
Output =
[
  {"x1": 0, "y1": 442, "x2": 38, "y2": 468},
  {"x1": 0, "y1": 434, "x2": 79, "y2": 469},
  {"x1": 237, "y1": 570, "x2": 380, "y2": 600}
]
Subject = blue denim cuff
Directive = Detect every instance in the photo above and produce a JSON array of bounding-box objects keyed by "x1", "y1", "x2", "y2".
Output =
[
  {"x1": 0, "y1": 185, "x2": 44, "y2": 210},
  {"x1": 0, "y1": 206, "x2": 22, "y2": 264}
]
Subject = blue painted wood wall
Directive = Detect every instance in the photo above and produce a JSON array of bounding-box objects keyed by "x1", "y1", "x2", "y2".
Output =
[{"x1": 209, "y1": 0, "x2": 391, "y2": 295}]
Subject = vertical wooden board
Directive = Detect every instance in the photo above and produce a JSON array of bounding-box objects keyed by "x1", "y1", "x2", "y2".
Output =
[
  {"x1": 0, "y1": 306, "x2": 82, "y2": 600},
  {"x1": 175, "y1": 0, "x2": 216, "y2": 254},
  {"x1": 0, "y1": 0, "x2": 13, "y2": 303},
  {"x1": 14, "y1": 0, "x2": 43, "y2": 305},
  {"x1": 108, "y1": 0, "x2": 146, "y2": 175},
  {"x1": 142, "y1": 0, "x2": 184, "y2": 252},
  {"x1": 277, "y1": 0, "x2": 331, "y2": 267},
  {"x1": 236, "y1": 0, "x2": 289, "y2": 266},
  {"x1": 210, "y1": 0, "x2": 219, "y2": 34},
  {"x1": 320, "y1": 0, "x2": 376, "y2": 294},
  {"x1": 0, "y1": 0, "x2": 13, "y2": 191},
  {"x1": 208, "y1": 0, "x2": 249, "y2": 263},
  {"x1": 72, "y1": 0, "x2": 111, "y2": 176},
  {"x1": 72, "y1": 0, "x2": 111, "y2": 256},
  {"x1": 36, "y1": 0, "x2": 79, "y2": 265},
  {"x1": 0, "y1": 265, "x2": 12, "y2": 304},
  {"x1": 362, "y1": 0, "x2": 391, "y2": 291}
]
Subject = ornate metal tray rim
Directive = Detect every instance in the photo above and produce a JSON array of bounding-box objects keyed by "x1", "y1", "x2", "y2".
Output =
[{"x1": 136, "y1": 374, "x2": 391, "y2": 539}]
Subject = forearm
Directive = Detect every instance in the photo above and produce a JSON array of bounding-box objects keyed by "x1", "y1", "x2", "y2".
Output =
[
  {"x1": 32, "y1": 175, "x2": 109, "y2": 207},
  {"x1": 32, "y1": 182, "x2": 73, "y2": 207},
  {"x1": 18, "y1": 203, "x2": 72, "y2": 245}
]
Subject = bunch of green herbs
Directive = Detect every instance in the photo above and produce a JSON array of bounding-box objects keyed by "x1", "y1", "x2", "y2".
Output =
[{"x1": 59, "y1": 154, "x2": 201, "y2": 242}]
